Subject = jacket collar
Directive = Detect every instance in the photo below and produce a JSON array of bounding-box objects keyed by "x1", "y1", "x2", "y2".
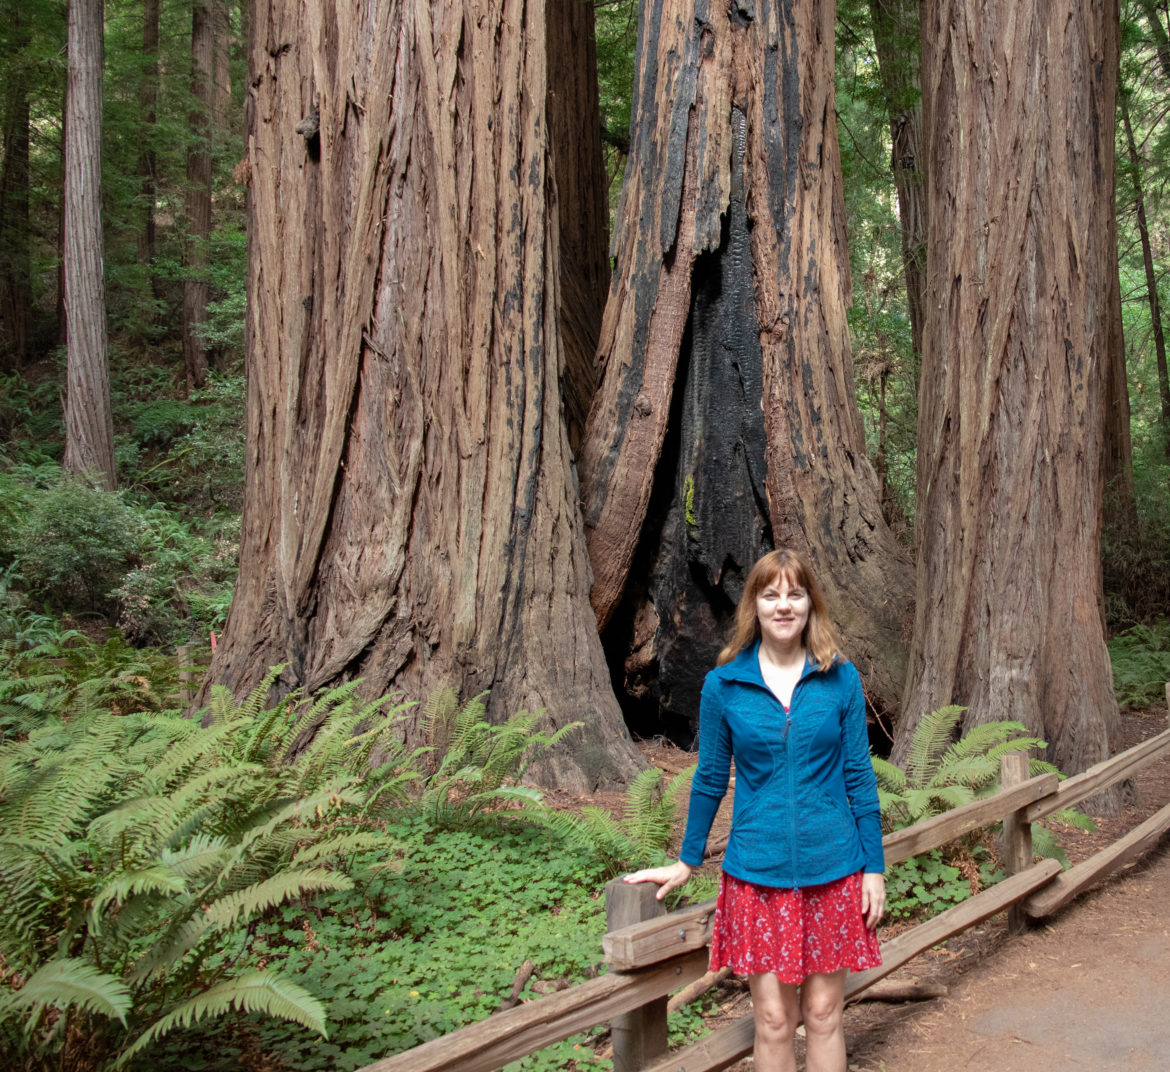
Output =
[{"x1": 718, "y1": 640, "x2": 818, "y2": 685}]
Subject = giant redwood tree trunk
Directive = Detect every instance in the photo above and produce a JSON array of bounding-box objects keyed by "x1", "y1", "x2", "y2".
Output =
[
  {"x1": 579, "y1": 0, "x2": 911, "y2": 735},
  {"x1": 205, "y1": 0, "x2": 642, "y2": 791},
  {"x1": 62, "y1": 0, "x2": 116, "y2": 489},
  {"x1": 897, "y1": 0, "x2": 1123, "y2": 788}
]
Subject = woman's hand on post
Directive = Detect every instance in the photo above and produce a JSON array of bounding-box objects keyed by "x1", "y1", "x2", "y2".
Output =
[
  {"x1": 861, "y1": 872, "x2": 886, "y2": 930},
  {"x1": 622, "y1": 860, "x2": 693, "y2": 901}
]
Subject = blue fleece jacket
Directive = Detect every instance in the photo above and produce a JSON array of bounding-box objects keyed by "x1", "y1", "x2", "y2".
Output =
[{"x1": 679, "y1": 642, "x2": 885, "y2": 888}]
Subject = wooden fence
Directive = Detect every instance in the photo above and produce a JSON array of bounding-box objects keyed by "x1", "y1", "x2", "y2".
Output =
[{"x1": 361, "y1": 694, "x2": 1170, "y2": 1072}]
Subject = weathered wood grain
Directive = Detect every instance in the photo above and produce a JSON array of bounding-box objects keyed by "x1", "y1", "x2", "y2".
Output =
[{"x1": 1024, "y1": 799, "x2": 1170, "y2": 918}]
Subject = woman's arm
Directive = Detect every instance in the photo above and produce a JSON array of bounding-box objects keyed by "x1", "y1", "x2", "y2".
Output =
[
  {"x1": 841, "y1": 663, "x2": 885, "y2": 876},
  {"x1": 676, "y1": 677, "x2": 733, "y2": 867}
]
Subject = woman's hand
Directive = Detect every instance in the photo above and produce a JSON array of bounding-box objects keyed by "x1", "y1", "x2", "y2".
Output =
[
  {"x1": 622, "y1": 860, "x2": 693, "y2": 901},
  {"x1": 861, "y1": 872, "x2": 886, "y2": 930}
]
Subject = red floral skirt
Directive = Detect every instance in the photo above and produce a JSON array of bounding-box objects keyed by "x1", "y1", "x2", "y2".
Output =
[{"x1": 709, "y1": 870, "x2": 882, "y2": 984}]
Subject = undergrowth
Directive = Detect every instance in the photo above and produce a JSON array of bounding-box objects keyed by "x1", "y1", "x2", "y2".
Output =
[{"x1": 1108, "y1": 619, "x2": 1170, "y2": 707}]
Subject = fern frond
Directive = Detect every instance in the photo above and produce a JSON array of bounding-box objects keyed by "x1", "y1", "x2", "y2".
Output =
[
  {"x1": 419, "y1": 688, "x2": 459, "y2": 769},
  {"x1": 88, "y1": 866, "x2": 186, "y2": 928},
  {"x1": 904, "y1": 705, "x2": 966, "y2": 787},
  {"x1": 127, "y1": 914, "x2": 215, "y2": 982},
  {"x1": 870, "y1": 755, "x2": 908, "y2": 794},
  {"x1": 0, "y1": 957, "x2": 130, "y2": 1027},
  {"x1": 622, "y1": 768, "x2": 668, "y2": 849},
  {"x1": 140, "y1": 721, "x2": 236, "y2": 795},
  {"x1": 1030, "y1": 825, "x2": 1070, "y2": 869},
  {"x1": 1048, "y1": 808, "x2": 1097, "y2": 832},
  {"x1": 290, "y1": 833, "x2": 388, "y2": 867},
  {"x1": 203, "y1": 868, "x2": 353, "y2": 931},
  {"x1": 159, "y1": 834, "x2": 230, "y2": 879},
  {"x1": 118, "y1": 970, "x2": 326, "y2": 1065},
  {"x1": 924, "y1": 753, "x2": 998, "y2": 791},
  {"x1": 942, "y1": 720, "x2": 1030, "y2": 761}
]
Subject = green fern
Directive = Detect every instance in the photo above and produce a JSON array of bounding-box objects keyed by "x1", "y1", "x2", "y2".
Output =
[
  {"x1": 414, "y1": 691, "x2": 581, "y2": 827},
  {"x1": 0, "y1": 958, "x2": 131, "y2": 1027},
  {"x1": 881, "y1": 707, "x2": 1049, "y2": 829},
  {"x1": 117, "y1": 971, "x2": 327, "y2": 1066},
  {"x1": 541, "y1": 765, "x2": 697, "y2": 879},
  {"x1": 0, "y1": 666, "x2": 416, "y2": 1069}
]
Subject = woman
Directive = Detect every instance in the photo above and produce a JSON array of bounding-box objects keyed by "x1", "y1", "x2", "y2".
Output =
[{"x1": 624, "y1": 548, "x2": 885, "y2": 1072}]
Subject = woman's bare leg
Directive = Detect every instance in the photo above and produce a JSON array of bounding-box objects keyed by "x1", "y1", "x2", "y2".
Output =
[
  {"x1": 800, "y1": 969, "x2": 847, "y2": 1072},
  {"x1": 748, "y1": 972, "x2": 800, "y2": 1072}
]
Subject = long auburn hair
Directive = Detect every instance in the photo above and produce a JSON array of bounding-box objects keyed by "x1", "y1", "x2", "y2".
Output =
[{"x1": 717, "y1": 548, "x2": 841, "y2": 670}]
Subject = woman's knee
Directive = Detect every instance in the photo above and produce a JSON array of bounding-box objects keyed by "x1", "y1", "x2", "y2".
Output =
[
  {"x1": 801, "y1": 987, "x2": 844, "y2": 1038},
  {"x1": 754, "y1": 998, "x2": 798, "y2": 1044},
  {"x1": 750, "y1": 975, "x2": 799, "y2": 1043}
]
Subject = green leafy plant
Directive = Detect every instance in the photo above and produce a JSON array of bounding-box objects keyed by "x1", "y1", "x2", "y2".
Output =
[
  {"x1": 538, "y1": 764, "x2": 703, "y2": 885},
  {"x1": 413, "y1": 689, "x2": 579, "y2": 828},
  {"x1": 884, "y1": 846, "x2": 1001, "y2": 921},
  {"x1": 0, "y1": 669, "x2": 413, "y2": 1070},
  {"x1": 875, "y1": 707, "x2": 1096, "y2": 917},
  {"x1": 872, "y1": 706, "x2": 1053, "y2": 828},
  {"x1": 1108, "y1": 620, "x2": 1170, "y2": 707},
  {"x1": 11, "y1": 476, "x2": 141, "y2": 614}
]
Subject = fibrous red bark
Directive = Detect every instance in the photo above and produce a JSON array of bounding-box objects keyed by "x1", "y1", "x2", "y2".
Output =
[
  {"x1": 62, "y1": 0, "x2": 116, "y2": 489},
  {"x1": 580, "y1": 0, "x2": 911, "y2": 732},
  {"x1": 898, "y1": 0, "x2": 1123, "y2": 789},
  {"x1": 206, "y1": 0, "x2": 641, "y2": 791}
]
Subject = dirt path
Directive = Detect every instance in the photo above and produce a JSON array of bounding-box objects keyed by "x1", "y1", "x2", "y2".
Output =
[{"x1": 843, "y1": 841, "x2": 1170, "y2": 1071}]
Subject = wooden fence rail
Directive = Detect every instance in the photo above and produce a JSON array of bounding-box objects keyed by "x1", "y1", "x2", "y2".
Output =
[{"x1": 361, "y1": 700, "x2": 1170, "y2": 1072}]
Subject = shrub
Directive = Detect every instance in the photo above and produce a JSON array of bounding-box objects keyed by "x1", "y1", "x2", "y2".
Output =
[{"x1": 13, "y1": 477, "x2": 141, "y2": 613}]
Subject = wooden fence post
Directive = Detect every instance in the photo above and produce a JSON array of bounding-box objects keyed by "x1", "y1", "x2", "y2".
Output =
[
  {"x1": 605, "y1": 879, "x2": 669, "y2": 1072},
  {"x1": 1000, "y1": 751, "x2": 1033, "y2": 934},
  {"x1": 177, "y1": 643, "x2": 195, "y2": 710}
]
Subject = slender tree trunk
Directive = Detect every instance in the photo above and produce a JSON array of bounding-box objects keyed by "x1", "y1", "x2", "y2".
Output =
[
  {"x1": 898, "y1": 0, "x2": 1122, "y2": 792},
  {"x1": 182, "y1": 0, "x2": 212, "y2": 391},
  {"x1": 1103, "y1": 214, "x2": 1138, "y2": 531},
  {"x1": 868, "y1": 0, "x2": 926, "y2": 369},
  {"x1": 579, "y1": 0, "x2": 912, "y2": 731},
  {"x1": 204, "y1": 0, "x2": 642, "y2": 791},
  {"x1": 1140, "y1": 0, "x2": 1170, "y2": 76},
  {"x1": 0, "y1": 2, "x2": 31, "y2": 368},
  {"x1": 138, "y1": 0, "x2": 160, "y2": 282},
  {"x1": 212, "y1": 0, "x2": 232, "y2": 132},
  {"x1": 62, "y1": 0, "x2": 116, "y2": 489},
  {"x1": 1122, "y1": 81, "x2": 1170, "y2": 455}
]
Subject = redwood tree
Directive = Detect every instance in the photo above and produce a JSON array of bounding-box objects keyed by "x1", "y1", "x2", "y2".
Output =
[
  {"x1": 579, "y1": 0, "x2": 912, "y2": 732},
  {"x1": 867, "y1": 0, "x2": 926, "y2": 366},
  {"x1": 897, "y1": 0, "x2": 1123, "y2": 785},
  {"x1": 205, "y1": 0, "x2": 641, "y2": 790},
  {"x1": 0, "y1": 0, "x2": 31, "y2": 367},
  {"x1": 62, "y1": 0, "x2": 116, "y2": 489},
  {"x1": 181, "y1": 0, "x2": 212, "y2": 390}
]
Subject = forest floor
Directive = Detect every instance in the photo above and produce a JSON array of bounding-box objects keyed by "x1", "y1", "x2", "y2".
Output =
[{"x1": 549, "y1": 700, "x2": 1170, "y2": 1071}]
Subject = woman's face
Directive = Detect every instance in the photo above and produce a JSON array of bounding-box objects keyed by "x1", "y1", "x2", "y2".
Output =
[{"x1": 755, "y1": 571, "x2": 810, "y2": 652}]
